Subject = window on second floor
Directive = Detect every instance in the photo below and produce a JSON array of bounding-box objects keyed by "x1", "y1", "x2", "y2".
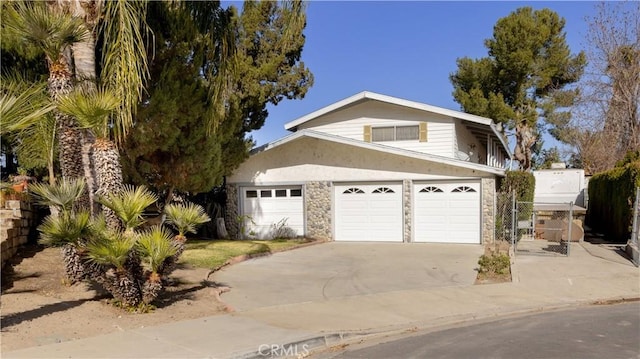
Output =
[
  {"x1": 364, "y1": 122, "x2": 427, "y2": 142},
  {"x1": 373, "y1": 125, "x2": 419, "y2": 142}
]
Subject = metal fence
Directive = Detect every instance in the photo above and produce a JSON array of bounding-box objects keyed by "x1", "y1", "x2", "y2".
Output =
[{"x1": 496, "y1": 192, "x2": 576, "y2": 257}]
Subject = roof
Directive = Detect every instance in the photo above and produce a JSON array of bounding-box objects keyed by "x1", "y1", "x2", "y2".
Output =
[
  {"x1": 252, "y1": 129, "x2": 507, "y2": 176},
  {"x1": 284, "y1": 91, "x2": 511, "y2": 158}
]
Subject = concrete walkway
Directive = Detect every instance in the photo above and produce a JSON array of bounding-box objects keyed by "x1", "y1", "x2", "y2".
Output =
[{"x1": 4, "y1": 242, "x2": 639, "y2": 359}]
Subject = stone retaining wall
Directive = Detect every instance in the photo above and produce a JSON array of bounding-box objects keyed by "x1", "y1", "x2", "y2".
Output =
[{"x1": 1, "y1": 200, "x2": 34, "y2": 268}]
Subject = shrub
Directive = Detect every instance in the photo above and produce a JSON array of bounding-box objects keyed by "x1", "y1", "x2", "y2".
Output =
[
  {"x1": 587, "y1": 158, "x2": 640, "y2": 242},
  {"x1": 477, "y1": 253, "x2": 511, "y2": 275},
  {"x1": 499, "y1": 170, "x2": 535, "y2": 203}
]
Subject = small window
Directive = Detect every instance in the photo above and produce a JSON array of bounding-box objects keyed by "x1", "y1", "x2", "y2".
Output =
[
  {"x1": 343, "y1": 187, "x2": 365, "y2": 194},
  {"x1": 290, "y1": 189, "x2": 302, "y2": 197},
  {"x1": 395, "y1": 126, "x2": 419, "y2": 141},
  {"x1": 246, "y1": 190, "x2": 258, "y2": 198},
  {"x1": 372, "y1": 127, "x2": 395, "y2": 142},
  {"x1": 275, "y1": 189, "x2": 287, "y2": 197},
  {"x1": 260, "y1": 190, "x2": 272, "y2": 197},
  {"x1": 419, "y1": 186, "x2": 443, "y2": 193},
  {"x1": 452, "y1": 186, "x2": 476, "y2": 193},
  {"x1": 371, "y1": 125, "x2": 419, "y2": 142},
  {"x1": 372, "y1": 187, "x2": 395, "y2": 193}
]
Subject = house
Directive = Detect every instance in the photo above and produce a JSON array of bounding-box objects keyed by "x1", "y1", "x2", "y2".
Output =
[{"x1": 225, "y1": 91, "x2": 511, "y2": 244}]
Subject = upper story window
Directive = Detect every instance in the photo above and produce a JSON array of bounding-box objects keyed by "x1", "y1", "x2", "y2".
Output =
[
  {"x1": 372, "y1": 125, "x2": 418, "y2": 142},
  {"x1": 364, "y1": 122, "x2": 427, "y2": 143}
]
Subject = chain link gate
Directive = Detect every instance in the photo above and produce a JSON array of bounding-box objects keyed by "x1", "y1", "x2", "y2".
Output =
[{"x1": 496, "y1": 192, "x2": 575, "y2": 257}]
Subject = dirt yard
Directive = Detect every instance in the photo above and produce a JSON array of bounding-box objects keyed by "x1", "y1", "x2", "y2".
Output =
[{"x1": 1, "y1": 244, "x2": 229, "y2": 353}]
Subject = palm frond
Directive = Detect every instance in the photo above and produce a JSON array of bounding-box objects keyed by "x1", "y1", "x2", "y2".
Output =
[
  {"x1": 56, "y1": 87, "x2": 120, "y2": 138},
  {"x1": 0, "y1": 75, "x2": 55, "y2": 134},
  {"x1": 85, "y1": 231, "x2": 135, "y2": 269},
  {"x1": 12, "y1": 112, "x2": 57, "y2": 172},
  {"x1": 164, "y1": 202, "x2": 211, "y2": 236},
  {"x1": 29, "y1": 178, "x2": 86, "y2": 212},
  {"x1": 38, "y1": 210, "x2": 91, "y2": 246},
  {"x1": 135, "y1": 226, "x2": 177, "y2": 273},
  {"x1": 2, "y1": 1, "x2": 89, "y2": 62},
  {"x1": 97, "y1": 185, "x2": 158, "y2": 231},
  {"x1": 99, "y1": 0, "x2": 150, "y2": 144}
]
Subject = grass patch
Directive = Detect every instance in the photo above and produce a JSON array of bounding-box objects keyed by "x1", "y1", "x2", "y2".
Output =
[{"x1": 180, "y1": 238, "x2": 314, "y2": 269}]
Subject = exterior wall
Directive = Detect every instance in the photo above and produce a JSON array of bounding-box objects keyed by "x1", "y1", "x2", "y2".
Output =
[
  {"x1": 230, "y1": 137, "x2": 493, "y2": 184},
  {"x1": 304, "y1": 181, "x2": 332, "y2": 240},
  {"x1": 403, "y1": 180, "x2": 411, "y2": 242},
  {"x1": 454, "y1": 119, "x2": 487, "y2": 165},
  {"x1": 481, "y1": 177, "x2": 496, "y2": 246},
  {"x1": 225, "y1": 184, "x2": 240, "y2": 239},
  {"x1": 296, "y1": 101, "x2": 455, "y2": 158},
  {"x1": 1, "y1": 200, "x2": 34, "y2": 268}
]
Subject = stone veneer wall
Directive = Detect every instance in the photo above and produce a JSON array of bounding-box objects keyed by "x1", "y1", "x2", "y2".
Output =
[
  {"x1": 481, "y1": 177, "x2": 496, "y2": 246},
  {"x1": 1, "y1": 200, "x2": 34, "y2": 268},
  {"x1": 403, "y1": 180, "x2": 411, "y2": 242},
  {"x1": 305, "y1": 181, "x2": 332, "y2": 240},
  {"x1": 225, "y1": 184, "x2": 239, "y2": 239}
]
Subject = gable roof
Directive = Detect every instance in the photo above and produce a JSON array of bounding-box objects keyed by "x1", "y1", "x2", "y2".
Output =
[
  {"x1": 252, "y1": 129, "x2": 507, "y2": 176},
  {"x1": 284, "y1": 91, "x2": 511, "y2": 157}
]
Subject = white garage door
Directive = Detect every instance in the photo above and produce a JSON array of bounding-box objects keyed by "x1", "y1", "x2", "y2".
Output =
[
  {"x1": 241, "y1": 186, "x2": 304, "y2": 239},
  {"x1": 335, "y1": 183, "x2": 403, "y2": 242},
  {"x1": 414, "y1": 181, "x2": 480, "y2": 244}
]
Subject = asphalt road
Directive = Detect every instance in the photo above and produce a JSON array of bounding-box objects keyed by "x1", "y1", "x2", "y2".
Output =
[{"x1": 321, "y1": 302, "x2": 640, "y2": 359}]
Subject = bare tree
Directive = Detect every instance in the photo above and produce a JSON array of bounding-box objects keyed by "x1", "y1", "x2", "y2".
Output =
[{"x1": 566, "y1": 2, "x2": 640, "y2": 174}]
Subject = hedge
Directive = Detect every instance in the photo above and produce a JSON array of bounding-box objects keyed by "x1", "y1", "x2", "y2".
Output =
[
  {"x1": 499, "y1": 170, "x2": 535, "y2": 203},
  {"x1": 586, "y1": 160, "x2": 640, "y2": 242}
]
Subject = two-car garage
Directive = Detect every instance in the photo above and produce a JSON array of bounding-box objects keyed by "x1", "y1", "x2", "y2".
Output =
[{"x1": 240, "y1": 181, "x2": 481, "y2": 243}]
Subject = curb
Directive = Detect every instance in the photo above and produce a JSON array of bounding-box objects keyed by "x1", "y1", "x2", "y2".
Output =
[{"x1": 232, "y1": 296, "x2": 640, "y2": 359}]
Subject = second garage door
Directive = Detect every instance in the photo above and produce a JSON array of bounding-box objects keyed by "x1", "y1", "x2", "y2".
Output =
[
  {"x1": 413, "y1": 181, "x2": 480, "y2": 244},
  {"x1": 334, "y1": 183, "x2": 403, "y2": 242}
]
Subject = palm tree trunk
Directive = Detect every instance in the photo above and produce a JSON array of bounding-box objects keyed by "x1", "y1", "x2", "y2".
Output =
[
  {"x1": 93, "y1": 138, "x2": 124, "y2": 230},
  {"x1": 47, "y1": 58, "x2": 92, "y2": 211}
]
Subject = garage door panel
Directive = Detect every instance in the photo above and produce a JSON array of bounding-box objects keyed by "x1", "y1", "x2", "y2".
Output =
[
  {"x1": 335, "y1": 183, "x2": 403, "y2": 242},
  {"x1": 414, "y1": 181, "x2": 481, "y2": 244},
  {"x1": 242, "y1": 186, "x2": 304, "y2": 239}
]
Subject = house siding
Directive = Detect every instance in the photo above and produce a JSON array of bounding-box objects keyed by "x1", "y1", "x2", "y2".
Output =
[
  {"x1": 454, "y1": 119, "x2": 487, "y2": 164},
  {"x1": 230, "y1": 137, "x2": 491, "y2": 184},
  {"x1": 296, "y1": 101, "x2": 455, "y2": 158}
]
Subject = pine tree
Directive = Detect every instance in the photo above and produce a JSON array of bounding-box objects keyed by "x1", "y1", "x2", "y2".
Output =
[{"x1": 450, "y1": 7, "x2": 585, "y2": 171}]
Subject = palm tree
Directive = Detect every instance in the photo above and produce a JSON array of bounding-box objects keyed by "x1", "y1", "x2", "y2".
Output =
[
  {"x1": 160, "y1": 203, "x2": 211, "y2": 275},
  {"x1": 97, "y1": 185, "x2": 158, "y2": 233},
  {"x1": 30, "y1": 178, "x2": 92, "y2": 282},
  {"x1": 57, "y1": 86, "x2": 123, "y2": 228},
  {"x1": 0, "y1": 76, "x2": 58, "y2": 183},
  {"x1": 136, "y1": 226, "x2": 177, "y2": 304},
  {"x1": 2, "y1": 2, "x2": 90, "y2": 206}
]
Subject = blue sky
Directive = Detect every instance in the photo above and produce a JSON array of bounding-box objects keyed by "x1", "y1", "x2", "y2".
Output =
[{"x1": 232, "y1": 1, "x2": 598, "y2": 151}]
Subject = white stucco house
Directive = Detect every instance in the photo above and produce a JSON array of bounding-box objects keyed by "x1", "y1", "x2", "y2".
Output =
[{"x1": 225, "y1": 91, "x2": 511, "y2": 244}]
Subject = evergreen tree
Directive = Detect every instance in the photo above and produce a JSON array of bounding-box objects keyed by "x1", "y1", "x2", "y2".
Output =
[
  {"x1": 122, "y1": 1, "x2": 313, "y2": 197},
  {"x1": 450, "y1": 7, "x2": 585, "y2": 171}
]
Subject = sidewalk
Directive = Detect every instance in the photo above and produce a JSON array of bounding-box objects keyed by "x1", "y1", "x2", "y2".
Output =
[{"x1": 4, "y1": 242, "x2": 639, "y2": 359}]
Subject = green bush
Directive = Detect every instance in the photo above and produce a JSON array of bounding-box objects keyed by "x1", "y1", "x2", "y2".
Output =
[
  {"x1": 499, "y1": 170, "x2": 535, "y2": 203},
  {"x1": 477, "y1": 253, "x2": 511, "y2": 275},
  {"x1": 587, "y1": 158, "x2": 640, "y2": 242}
]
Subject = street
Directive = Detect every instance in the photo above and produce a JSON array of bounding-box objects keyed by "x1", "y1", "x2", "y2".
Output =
[{"x1": 320, "y1": 302, "x2": 640, "y2": 359}]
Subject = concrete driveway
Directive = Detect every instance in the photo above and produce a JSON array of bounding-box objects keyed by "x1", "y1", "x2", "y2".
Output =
[{"x1": 213, "y1": 242, "x2": 484, "y2": 311}]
